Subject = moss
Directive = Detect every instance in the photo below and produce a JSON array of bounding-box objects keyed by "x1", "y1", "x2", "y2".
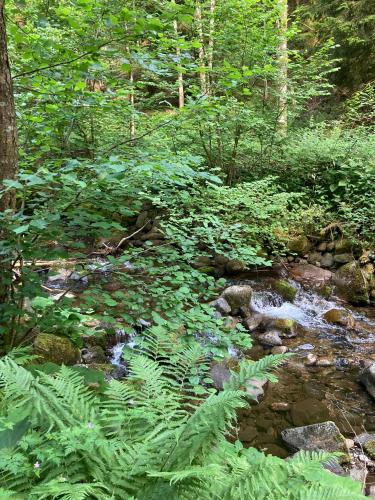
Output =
[
  {"x1": 198, "y1": 266, "x2": 216, "y2": 276},
  {"x1": 272, "y1": 279, "x2": 297, "y2": 302},
  {"x1": 334, "y1": 262, "x2": 370, "y2": 305},
  {"x1": 288, "y1": 235, "x2": 311, "y2": 256},
  {"x1": 364, "y1": 440, "x2": 375, "y2": 460},
  {"x1": 271, "y1": 318, "x2": 296, "y2": 334},
  {"x1": 33, "y1": 333, "x2": 80, "y2": 365},
  {"x1": 318, "y1": 285, "x2": 333, "y2": 299}
]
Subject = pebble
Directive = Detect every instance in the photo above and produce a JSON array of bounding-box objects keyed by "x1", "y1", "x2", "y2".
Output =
[
  {"x1": 297, "y1": 344, "x2": 315, "y2": 351},
  {"x1": 305, "y1": 353, "x2": 317, "y2": 366},
  {"x1": 271, "y1": 346, "x2": 288, "y2": 355},
  {"x1": 271, "y1": 402, "x2": 290, "y2": 412},
  {"x1": 345, "y1": 438, "x2": 355, "y2": 449},
  {"x1": 316, "y1": 358, "x2": 334, "y2": 367}
]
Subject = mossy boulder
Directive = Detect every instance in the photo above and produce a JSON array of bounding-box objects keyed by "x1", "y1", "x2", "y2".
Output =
[
  {"x1": 333, "y1": 262, "x2": 370, "y2": 305},
  {"x1": 33, "y1": 333, "x2": 80, "y2": 365},
  {"x1": 265, "y1": 318, "x2": 297, "y2": 337},
  {"x1": 323, "y1": 309, "x2": 355, "y2": 328},
  {"x1": 271, "y1": 279, "x2": 297, "y2": 302},
  {"x1": 288, "y1": 235, "x2": 311, "y2": 256}
]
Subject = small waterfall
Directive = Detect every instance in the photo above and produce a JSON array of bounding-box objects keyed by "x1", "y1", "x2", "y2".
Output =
[
  {"x1": 251, "y1": 285, "x2": 340, "y2": 329},
  {"x1": 109, "y1": 342, "x2": 126, "y2": 367}
]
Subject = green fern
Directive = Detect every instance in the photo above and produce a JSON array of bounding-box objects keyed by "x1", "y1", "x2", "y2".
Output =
[{"x1": 0, "y1": 336, "x2": 365, "y2": 499}]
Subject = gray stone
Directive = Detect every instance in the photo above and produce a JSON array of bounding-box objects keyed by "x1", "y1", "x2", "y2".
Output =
[
  {"x1": 308, "y1": 251, "x2": 322, "y2": 265},
  {"x1": 246, "y1": 378, "x2": 267, "y2": 401},
  {"x1": 221, "y1": 285, "x2": 253, "y2": 315},
  {"x1": 209, "y1": 297, "x2": 231, "y2": 315},
  {"x1": 257, "y1": 331, "x2": 282, "y2": 347},
  {"x1": 354, "y1": 432, "x2": 375, "y2": 447},
  {"x1": 281, "y1": 421, "x2": 349, "y2": 460},
  {"x1": 316, "y1": 358, "x2": 334, "y2": 367},
  {"x1": 243, "y1": 314, "x2": 263, "y2": 332},
  {"x1": 320, "y1": 252, "x2": 334, "y2": 268},
  {"x1": 360, "y1": 364, "x2": 375, "y2": 399},
  {"x1": 210, "y1": 362, "x2": 231, "y2": 390}
]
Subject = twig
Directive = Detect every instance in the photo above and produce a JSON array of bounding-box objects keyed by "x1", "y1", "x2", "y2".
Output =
[{"x1": 114, "y1": 221, "x2": 150, "y2": 252}]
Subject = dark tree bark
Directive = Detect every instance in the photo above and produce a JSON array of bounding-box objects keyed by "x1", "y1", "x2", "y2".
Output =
[{"x1": 0, "y1": 0, "x2": 17, "y2": 212}]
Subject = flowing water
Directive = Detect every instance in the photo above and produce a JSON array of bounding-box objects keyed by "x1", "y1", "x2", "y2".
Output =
[{"x1": 236, "y1": 274, "x2": 375, "y2": 457}]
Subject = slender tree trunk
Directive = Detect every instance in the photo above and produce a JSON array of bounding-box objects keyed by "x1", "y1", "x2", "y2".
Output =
[
  {"x1": 195, "y1": 1, "x2": 207, "y2": 95},
  {"x1": 0, "y1": 0, "x2": 17, "y2": 212},
  {"x1": 277, "y1": 0, "x2": 288, "y2": 137},
  {"x1": 172, "y1": 1, "x2": 184, "y2": 108},
  {"x1": 207, "y1": 0, "x2": 215, "y2": 95},
  {"x1": 0, "y1": 0, "x2": 18, "y2": 326}
]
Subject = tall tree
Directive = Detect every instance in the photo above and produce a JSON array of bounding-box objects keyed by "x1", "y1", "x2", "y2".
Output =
[
  {"x1": 172, "y1": 0, "x2": 185, "y2": 108},
  {"x1": 0, "y1": 0, "x2": 17, "y2": 212},
  {"x1": 195, "y1": 0, "x2": 207, "y2": 95},
  {"x1": 277, "y1": 0, "x2": 288, "y2": 136}
]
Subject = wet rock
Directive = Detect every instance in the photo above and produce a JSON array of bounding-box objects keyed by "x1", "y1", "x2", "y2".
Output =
[
  {"x1": 308, "y1": 251, "x2": 322, "y2": 266},
  {"x1": 267, "y1": 318, "x2": 297, "y2": 338},
  {"x1": 271, "y1": 279, "x2": 297, "y2": 302},
  {"x1": 316, "y1": 358, "x2": 334, "y2": 367},
  {"x1": 290, "y1": 264, "x2": 332, "y2": 288},
  {"x1": 354, "y1": 434, "x2": 375, "y2": 460},
  {"x1": 135, "y1": 211, "x2": 149, "y2": 229},
  {"x1": 290, "y1": 398, "x2": 330, "y2": 427},
  {"x1": 257, "y1": 331, "x2": 282, "y2": 347},
  {"x1": 334, "y1": 253, "x2": 353, "y2": 264},
  {"x1": 335, "y1": 238, "x2": 361, "y2": 257},
  {"x1": 102, "y1": 281, "x2": 123, "y2": 292},
  {"x1": 324, "y1": 459, "x2": 347, "y2": 476},
  {"x1": 320, "y1": 252, "x2": 334, "y2": 268},
  {"x1": 34, "y1": 333, "x2": 80, "y2": 365},
  {"x1": 323, "y1": 309, "x2": 355, "y2": 328},
  {"x1": 288, "y1": 235, "x2": 312, "y2": 256},
  {"x1": 349, "y1": 465, "x2": 367, "y2": 485},
  {"x1": 209, "y1": 297, "x2": 231, "y2": 315},
  {"x1": 238, "y1": 425, "x2": 257, "y2": 443},
  {"x1": 354, "y1": 433, "x2": 375, "y2": 447},
  {"x1": 246, "y1": 378, "x2": 267, "y2": 401},
  {"x1": 281, "y1": 421, "x2": 349, "y2": 461},
  {"x1": 243, "y1": 313, "x2": 263, "y2": 332},
  {"x1": 297, "y1": 343, "x2": 315, "y2": 350},
  {"x1": 359, "y1": 364, "x2": 375, "y2": 399},
  {"x1": 271, "y1": 346, "x2": 288, "y2": 355},
  {"x1": 305, "y1": 353, "x2": 317, "y2": 366},
  {"x1": 193, "y1": 255, "x2": 212, "y2": 269},
  {"x1": 81, "y1": 346, "x2": 106, "y2": 364},
  {"x1": 225, "y1": 258, "x2": 247, "y2": 274},
  {"x1": 210, "y1": 362, "x2": 231, "y2": 390},
  {"x1": 271, "y1": 402, "x2": 290, "y2": 412},
  {"x1": 221, "y1": 285, "x2": 253, "y2": 315},
  {"x1": 327, "y1": 241, "x2": 335, "y2": 252},
  {"x1": 333, "y1": 262, "x2": 369, "y2": 305}
]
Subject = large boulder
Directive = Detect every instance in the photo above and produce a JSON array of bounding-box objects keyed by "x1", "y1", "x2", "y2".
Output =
[
  {"x1": 257, "y1": 331, "x2": 282, "y2": 347},
  {"x1": 34, "y1": 333, "x2": 81, "y2": 365},
  {"x1": 333, "y1": 262, "x2": 370, "y2": 305},
  {"x1": 266, "y1": 318, "x2": 297, "y2": 338},
  {"x1": 360, "y1": 362, "x2": 375, "y2": 399},
  {"x1": 220, "y1": 285, "x2": 253, "y2": 315},
  {"x1": 289, "y1": 264, "x2": 332, "y2": 288},
  {"x1": 209, "y1": 297, "x2": 231, "y2": 316},
  {"x1": 281, "y1": 421, "x2": 349, "y2": 461}
]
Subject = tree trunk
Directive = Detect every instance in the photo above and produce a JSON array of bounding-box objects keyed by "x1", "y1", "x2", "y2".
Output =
[
  {"x1": 0, "y1": 0, "x2": 17, "y2": 211},
  {"x1": 207, "y1": 0, "x2": 215, "y2": 95},
  {"x1": 277, "y1": 0, "x2": 288, "y2": 137},
  {"x1": 195, "y1": 1, "x2": 207, "y2": 95},
  {"x1": 172, "y1": 1, "x2": 184, "y2": 108}
]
